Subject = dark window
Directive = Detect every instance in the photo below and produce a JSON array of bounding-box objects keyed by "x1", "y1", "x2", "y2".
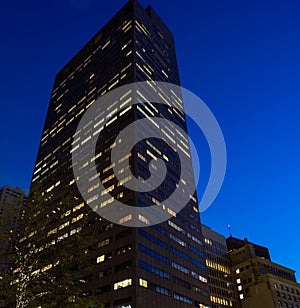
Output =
[
  {"x1": 170, "y1": 246, "x2": 188, "y2": 260},
  {"x1": 138, "y1": 229, "x2": 168, "y2": 249},
  {"x1": 139, "y1": 244, "x2": 168, "y2": 264},
  {"x1": 139, "y1": 261, "x2": 170, "y2": 279},
  {"x1": 95, "y1": 284, "x2": 111, "y2": 295},
  {"x1": 115, "y1": 244, "x2": 132, "y2": 256},
  {"x1": 115, "y1": 260, "x2": 132, "y2": 272},
  {"x1": 98, "y1": 268, "x2": 112, "y2": 278},
  {"x1": 114, "y1": 297, "x2": 132, "y2": 306},
  {"x1": 115, "y1": 228, "x2": 132, "y2": 240}
]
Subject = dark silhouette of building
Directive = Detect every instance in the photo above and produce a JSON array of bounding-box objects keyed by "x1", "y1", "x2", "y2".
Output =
[{"x1": 22, "y1": 1, "x2": 210, "y2": 307}]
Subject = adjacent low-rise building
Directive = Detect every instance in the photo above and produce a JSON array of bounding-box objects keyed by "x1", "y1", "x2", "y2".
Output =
[{"x1": 227, "y1": 237, "x2": 300, "y2": 308}]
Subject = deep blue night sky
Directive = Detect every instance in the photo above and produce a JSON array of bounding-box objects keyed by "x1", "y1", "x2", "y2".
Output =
[{"x1": 1, "y1": 0, "x2": 299, "y2": 279}]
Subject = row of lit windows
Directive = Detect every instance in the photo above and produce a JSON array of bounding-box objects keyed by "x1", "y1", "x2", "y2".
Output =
[
  {"x1": 210, "y1": 295, "x2": 233, "y2": 306},
  {"x1": 35, "y1": 57, "x2": 134, "y2": 184},
  {"x1": 206, "y1": 260, "x2": 230, "y2": 274}
]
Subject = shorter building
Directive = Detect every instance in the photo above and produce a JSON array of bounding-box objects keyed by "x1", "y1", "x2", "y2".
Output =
[
  {"x1": 227, "y1": 237, "x2": 300, "y2": 308},
  {"x1": 0, "y1": 186, "x2": 27, "y2": 273},
  {"x1": 240, "y1": 273, "x2": 300, "y2": 308},
  {"x1": 202, "y1": 225, "x2": 237, "y2": 308}
]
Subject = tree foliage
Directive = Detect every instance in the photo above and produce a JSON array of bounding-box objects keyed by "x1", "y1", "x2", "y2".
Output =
[{"x1": 0, "y1": 192, "x2": 104, "y2": 308}]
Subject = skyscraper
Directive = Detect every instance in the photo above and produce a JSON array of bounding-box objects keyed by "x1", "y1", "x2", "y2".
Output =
[{"x1": 23, "y1": 1, "x2": 210, "y2": 307}]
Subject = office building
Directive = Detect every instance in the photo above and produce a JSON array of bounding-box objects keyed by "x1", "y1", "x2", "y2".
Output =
[
  {"x1": 202, "y1": 225, "x2": 237, "y2": 308},
  {"x1": 22, "y1": 1, "x2": 210, "y2": 307},
  {"x1": 227, "y1": 237, "x2": 300, "y2": 308}
]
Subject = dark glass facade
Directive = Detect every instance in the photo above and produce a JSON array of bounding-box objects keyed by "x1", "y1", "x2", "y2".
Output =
[{"x1": 24, "y1": 1, "x2": 210, "y2": 307}]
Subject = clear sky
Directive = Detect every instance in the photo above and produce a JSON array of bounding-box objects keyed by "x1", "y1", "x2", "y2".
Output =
[{"x1": 1, "y1": 0, "x2": 299, "y2": 280}]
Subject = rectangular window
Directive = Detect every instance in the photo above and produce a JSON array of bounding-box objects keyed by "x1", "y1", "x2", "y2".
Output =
[
  {"x1": 115, "y1": 228, "x2": 132, "y2": 240},
  {"x1": 190, "y1": 258, "x2": 206, "y2": 270},
  {"x1": 115, "y1": 244, "x2": 132, "y2": 256},
  {"x1": 172, "y1": 261, "x2": 189, "y2": 274},
  {"x1": 174, "y1": 292, "x2": 193, "y2": 305},
  {"x1": 139, "y1": 244, "x2": 168, "y2": 264},
  {"x1": 138, "y1": 229, "x2": 168, "y2": 249},
  {"x1": 115, "y1": 260, "x2": 132, "y2": 272},
  {"x1": 139, "y1": 261, "x2": 169, "y2": 279},
  {"x1": 169, "y1": 233, "x2": 186, "y2": 247},
  {"x1": 170, "y1": 247, "x2": 188, "y2": 260},
  {"x1": 114, "y1": 278, "x2": 132, "y2": 290},
  {"x1": 97, "y1": 251, "x2": 112, "y2": 263},
  {"x1": 98, "y1": 268, "x2": 112, "y2": 278},
  {"x1": 98, "y1": 238, "x2": 111, "y2": 248}
]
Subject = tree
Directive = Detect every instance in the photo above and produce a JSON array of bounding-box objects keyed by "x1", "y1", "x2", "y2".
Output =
[{"x1": 0, "y1": 192, "x2": 104, "y2": 308}]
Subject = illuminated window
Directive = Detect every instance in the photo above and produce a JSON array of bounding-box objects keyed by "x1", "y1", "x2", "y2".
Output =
[
  {"x1": 139, "y1": 278, "x2": 148, "y2": 288},
  {"x1": 98, "y1": 238, "x2": 111, "y2": 248},
  {"x1": 97, "y1": 255, "x2": 105, "y2": 263},
  {"x1": 191, "y1": 271, "x2": 208, "y2": 283},
  {"x1": 103, "y1": 163, "x2": 115, "y2": 173},
  {"x1": 41, "y1": 264, "x2": 52, "y2": 272},
  {"x1": 102, "y1": 174, "x2": 115, "y2": 184},
  {"x1": 73, "y1": 202, "x2": 84, "y2": 212},
  {"x1": 100, "y1": 197, "x2": 114, "y2": 208},
  {"x1": 114, "y1": 278, "x2": 132, "y2": 290},
  {"x1": 47, "y1": 228, "x2": 57, "y2": 236},
  {"x1": 119, "y1": 214, "x2": 132, "y2": 224},
  {"x1": 59, "y1": 221, "x2": 69, "y2": 230},
  {"x1": 72, "y1": 213, "x2": 84, "y2": 223},
  {"x1": 138, "y1": 214, "x2": 149, "y2": 224},
  {"x1": 168, "y1": 220, "x2": 185, "y2": 234},
  {"x1": 117, "y1": 192, "x2": 124, "y2": 199},
  {"x1": 97, "y1": 252, "x2": 112, "y2": 263},
  {"x1": 101, "y1": 184, "x2": 115, "y2": 196}
]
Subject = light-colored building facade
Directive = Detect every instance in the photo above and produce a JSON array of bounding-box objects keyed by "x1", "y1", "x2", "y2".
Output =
[
  {"x1": 227, "y1": 237, "x2": 300, "y2": 308},
  {"x1": 240, "y1": 273, "x2": 300, "y2": 308}
]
